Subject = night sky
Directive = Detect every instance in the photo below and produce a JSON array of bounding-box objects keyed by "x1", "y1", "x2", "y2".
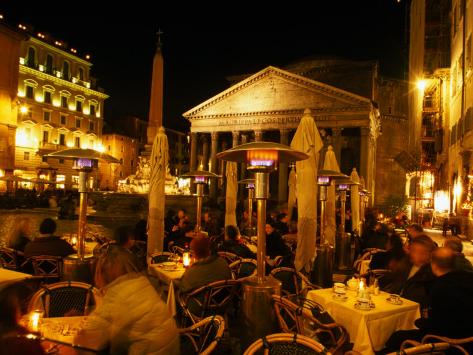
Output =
[{"x1": 1, "y1": 1, "x2": 407, "y2": 132}]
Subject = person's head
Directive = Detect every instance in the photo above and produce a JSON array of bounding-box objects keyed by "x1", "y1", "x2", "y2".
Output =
[
  {"x1": 94, "y1": 246, "x2": 141, "y2": 289},
  {"x1": 409, "y1": 234, "x2": 437, "y2": 267},
  {"x1": 386, "y1": 233, "x2": 404, "y2": 251},
  {"x1": 407, "y1": 224, "x2": 423, "y2": 239},
  {"x1": 114, "y1": 225, "x2": 135, "y2": 249},
  {"x1": 225, "y1": 225, "x2": 240, "y2": 241},
  {"x1": 0, "y1": 284, "x2": 21, "y2": 332},
  {"x1": 190, "y1": 236, "x2": 211, "y2": 260},
  {"x1": 243, "y1": 210, "x2": 249, "y2": 220},
  {"x1": 431, "y1": 247, "x2": 456, "y2": 277},
  {"x1": 277, "y1": 213, "x2": 288, "y2": 224},
  {"x1": 443, "y1": 237, "x2": 463, "y2": 254},
  {"x1": 39, "y1": 218, "x2": 56, "y2": 235},
  {"x1": 204, "y1": 212, "x2": 212, "y2": 223},
  {"x1": 177, "y1": 209, "x2": 186, "y2": 219},
  {"x1": 265, "y1": 223, "x2": 274, "y2": 235}
]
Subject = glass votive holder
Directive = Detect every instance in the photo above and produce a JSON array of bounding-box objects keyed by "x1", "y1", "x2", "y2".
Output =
[{"x1": 29, "y1": 310, "x2": 44, "y2": 333}]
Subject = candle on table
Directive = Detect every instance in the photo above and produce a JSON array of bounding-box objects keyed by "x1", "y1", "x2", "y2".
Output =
[
  {"x1": 183, "y1": 252, "x2": 191, "y2": 267},
  {"x1": 29, "y1": 310, "x2": 43, "y2": 332}
]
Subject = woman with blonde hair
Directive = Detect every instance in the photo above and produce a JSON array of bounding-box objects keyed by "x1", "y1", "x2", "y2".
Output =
[
  {"x1": 75, "y1": 246, "x2": 179, "y2": 354},
  {"x1": 7, "y1": 217, "x2": 32, "y2": 252}
]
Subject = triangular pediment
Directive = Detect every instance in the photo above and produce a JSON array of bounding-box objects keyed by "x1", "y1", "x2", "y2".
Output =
[{"x1": 183, "y1": 66, "x2": 371, "y2": 118}]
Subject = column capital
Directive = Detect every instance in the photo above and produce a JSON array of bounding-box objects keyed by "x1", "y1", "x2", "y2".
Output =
[
  {"x1": 254, "y1": 130, "x2": 263, "y2": 141},
  {"x1": 232, "y1": 131, "x2": 240, "y2": 147},
  {"x1": 332, "y1": 127, "x2": 343, "y2": 136}
]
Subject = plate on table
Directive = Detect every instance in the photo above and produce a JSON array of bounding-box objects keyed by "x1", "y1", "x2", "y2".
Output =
[
  {"x1": 332, "y1": 294, "x2": 348, "y2": 302},
  {"x1": 386, "y1": 297, "x2": 403, "y2": 305},
  {"x1": 354, "y1": 301, "x2": 375, "y2": 311},
  {"x1": 160, "y1": 262, "x2": 178, "y2": 270}
]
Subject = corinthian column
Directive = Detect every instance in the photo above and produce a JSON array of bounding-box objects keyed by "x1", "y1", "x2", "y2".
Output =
[
  {"x1": 254, "y1": 130, "x2": 263, "y2": 142},
  {"x1": 190, "y1": 132, "x2": 198, "y2": 172},
  {"x1": 232, "y1": 131, "x2": 240, "y2": 148},
  {"x1": 278, "y1": 129, "x2": 289, "y2": 202}
]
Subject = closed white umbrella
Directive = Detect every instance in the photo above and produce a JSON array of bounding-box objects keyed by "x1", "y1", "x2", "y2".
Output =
[
  {"x1": 323, "y1": 145, "x2": 340, "y2": 246},
  {"x1": 225, "y1": 161, "x2": 238, "y2": 227},
  {"x1": 287, "y1": 167, "x2": 297, "y2": 222},
  {"x1": 148, "y1": 127, "x2": 169, "y2": 255},
  {"x1": 350, "y1": 168, "x2": 361, "y2": 233},
  {"x1": 290, "y1": 109, "x2": 324, "y2": 272}
]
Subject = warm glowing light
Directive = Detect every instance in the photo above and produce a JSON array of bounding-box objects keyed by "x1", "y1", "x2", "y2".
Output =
[
  {"x1": 16, "y1": 129, "x2": 31, "y2": 147},
  {"x1": 66, "y1": 141, "x2": 74, "y2": 148},
  {"x1": 318, "y1": 176, "x2": 330, "y2": 185},
  {"x1": 52, "y1": 99, "x2": 60, "y2": 107},
  {"x1": 95, "y1": 143, "x2": 105, "y2": 153},
  {"x1": 19, "y1": 57, "x2": 25, "y2": 65},
  {"x1": 81, "y1": 142, "x2": 89, "y2": 149},
  {"x1": 83, "y1": 107, "x2": 90, "y2": 115},
  {"x1": 247, "y1": 150, "x2": 278, "y2": 168},
  {"x1": 85, "y1": 54, "x2": 91, "y2": 60},
  {"x1": 178, "y1": 178, "x2": 190, "y2": 190},
  {"x1": 454, "y1": 180, "x2": 463, "y2": 198},
  {"x1": 195, "y1": 176, "x2": 206, "y2": 183},
  {"x1": 85, "y1": 82, "x2": 91, "y2": 88},
  {"x1": 0, "y1": 14, "x2": 3, "y2": 20},
  {"x1": 0, "y1": 169, "x2": 4, "y2": 177},
  {"x1": 416, "y1": 80, "x2": 426, "y2": 91},
  {"x1": 56, "y1": 71, "x2": 61, "y2": 78},
  {"x1": 29, "y1": 310, "x2": 43, "y2": 332},
  {"x1": 38, "y1": 65, "x2": 44, "y2": 72},
  {"x1": 35, "y1": 94, "x2": 44, "y2": 103},
  {"x1": 20, "y1": 106, "x2": 28, "y2": 114},
  {"x1": 68, "y1": 103, "x2": 75, "y2": 111},
  {"x1": 434, "y1": 191, "x2": 450, "y2": 212},
  {"x1": 95, "y1": 112, "x2": 100, "y2": 118},
  {"x1": 183, "y1": 252, "x2": 191, "y2": 267},
  {"x1": 71, "y1": 236, "x2": 77, "y2": 246},
  {"x1": 72, "y1": 77, "x2": 78, "y2": 84}
]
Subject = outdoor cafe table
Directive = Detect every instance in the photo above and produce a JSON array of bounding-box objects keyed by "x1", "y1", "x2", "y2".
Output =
[
  {"x1": 41, "y1": 316, "x2": 104, "y2": 353},
  {"x1": 0, "y1": 268, "x2": 31, "y2": 284},
  {"x1": 148, "y1": 263, "x2": 186, "y2": 317},
  {"x1": 307, "y1": 288, "x2": 420, "y2": 355}
]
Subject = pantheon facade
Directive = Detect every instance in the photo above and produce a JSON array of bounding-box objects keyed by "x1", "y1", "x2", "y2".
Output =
[{"x1": 184, "y1": 63, "x2": 401, "y2": 206}]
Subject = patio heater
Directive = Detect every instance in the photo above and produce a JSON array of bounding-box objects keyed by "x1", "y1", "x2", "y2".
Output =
[
  {"x1": 238, "y1": 178, "x2": 256, "y2": 236},
  {"x1": 180, "y1": 170, "x2": 219, "y2": 232},
  {"x1": 312, "y1": 169, "x2": 347, "y2": 287},
  {"x1": 334, "y1": 176, "x2": 358, "y2": 270},
  {"x1": 45, "y1": 148, "x2": 119, "y2": 282},
  {"x1": 217, "y1": 142, "x2": 308, "y2": 342}
]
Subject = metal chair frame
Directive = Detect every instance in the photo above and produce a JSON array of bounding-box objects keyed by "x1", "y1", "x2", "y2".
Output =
[
  {"x1": 229, "y1": 258, "x2": 257, "y2": 280},
  {"x1": 217, "y1": 251, "x2": 240, "y2": 265},
  {"x1": 178, "y1": 315, "x2": 225, "y2": 355},
  {"x1": 0, "y1": 247, "x2": 22, "y2": 270},
  {"x1": 243, "y1": 333, "x2": 328, "y2": 355},
  {"x1": 272, "y1": 295, "x2": 349, "y2": 354},
  {"x1": 422, "y1": 334, "x2": 473, "y2": 355},
  {"x1": 28, "y1": 281, "x2": 101, "y2": 317},
  {"x1": 270, "y1": 267, "x2": 321, "y2": 299},
  {"x1": 29, "y1": 255, "x2": 63, "y2": 280}
]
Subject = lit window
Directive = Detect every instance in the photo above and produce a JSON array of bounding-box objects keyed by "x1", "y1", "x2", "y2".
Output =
[
  {"x1": 24, "y1": 151, "x2": 30, "y2": 160},
  {"x1": 44, "y1": 91, "x2": 52, "y2": 104},
  {"x1": 26, "y1": 86, "x2": 34, "y2": 99},
  {"x1": 61, "y1": 96, "x2": 68, "y2": 108},
  {"x1": 43, "y1": 111, "x2": 51, "y2": 122}
]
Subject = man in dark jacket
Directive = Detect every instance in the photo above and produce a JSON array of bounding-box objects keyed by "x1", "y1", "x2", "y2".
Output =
[
  {"x1": 384, "y1": 248, "x2": 473, "y2": 354},
  {"x1": 265, "y1": 223, "x2": 292, "y2": 266},
  {"x1": 400, "y1": 235, "x2": 436, "y2": 308},
  {"x1": 443, "y1": 237, "x2": 473, "y2": 272},
  {"x1": 219, "y1": 225, "x2": 255, "y2": 259},
  {"x1": 24, "y1": 218, "x2": 74, "y2": 258}
]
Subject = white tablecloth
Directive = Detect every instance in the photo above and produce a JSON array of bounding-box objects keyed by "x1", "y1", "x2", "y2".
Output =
[
  {"x1": 0, "y1": 268, "x2": 31, "y2": 284},
  {"x1": 148, "y1": 264, "x2": 186, "y2": 317},
  {"x1": 307, "y1": 288, "x2": 420, "y2": 355}
]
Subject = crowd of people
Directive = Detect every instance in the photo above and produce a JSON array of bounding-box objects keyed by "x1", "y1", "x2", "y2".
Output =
[{"x1": 2, "y1": 205, "x2": 473, "y2": 354}]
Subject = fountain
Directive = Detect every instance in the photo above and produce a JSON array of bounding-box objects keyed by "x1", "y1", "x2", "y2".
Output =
[{"x1": 88, "y1": 156, "x2": 195, "y2": 223}]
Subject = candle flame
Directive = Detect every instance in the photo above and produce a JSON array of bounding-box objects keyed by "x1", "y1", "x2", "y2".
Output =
[{"x1": 183, "y1": 252, "x2": 191, "y2": 267}]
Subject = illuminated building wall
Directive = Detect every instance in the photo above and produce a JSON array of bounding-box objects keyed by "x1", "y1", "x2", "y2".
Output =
[
  {"x1": 0, "y1": 23, "x2": 27, "y2": 184},
  {"x1": 99, "y1": 133, "x2": 139, "y2": 190},
  {"x1": 15, "y1": 32, "x2": 108, "y2": 188}
]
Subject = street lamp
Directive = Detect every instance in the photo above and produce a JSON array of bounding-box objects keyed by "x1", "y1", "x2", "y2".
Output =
[
  {"x1": 45, "y1": 148, "x2": 119, "y2": 281},
  {"x1": 217, "y1": 141, "x2": 308, "y2": 342},
  {"x1": 180, "y1": 170, "x2": 219, "y2": 232},
  {"x1": 238, "y1": 178, "x2": 255, "y2": 234}
]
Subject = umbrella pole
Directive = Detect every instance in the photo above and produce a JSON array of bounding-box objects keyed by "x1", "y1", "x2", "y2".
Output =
[
  {"x1": 195, "y1": 183, "x2": 204, "y2": 232},
  {"x1": 340, "y1": 190, "x2": 346, "y2": 233},
  {"x1": 255, "y1": 172, "x2": 268, "y2": 284},
  {"x1": 77, "y1": 171, "x2": 88, "y2": 260}
]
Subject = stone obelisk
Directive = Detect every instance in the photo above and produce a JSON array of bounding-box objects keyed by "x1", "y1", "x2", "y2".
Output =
[{"x1": 146, "y1": 30, "x2": 164, "y2": 147}]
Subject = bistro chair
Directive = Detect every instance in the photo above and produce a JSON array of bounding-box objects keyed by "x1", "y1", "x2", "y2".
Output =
[
  {"x1": 150, "y1": 251, "x2": 173, "y2": 264},
  {"x1": 387, "y1": 341, "x2": 451, "y2": 355},
  {"x1": 178, "y1": 279, "x2": 240, "y2": 325},
  {"x1": 217, "y1": 251, "x2": 240, "y2": 265},
  {"x1": 179, "y1": 315, "x2": 225, "y2": 355},
  {"x1": 270, "y1": 267, "x2": 320, "y2": 300},
  {"x1": 229, "y1": 258, "x2": 257, "y2": 280},
  {"x1": 422, "y1": 334, "x2": 473, "y2": 355},
  {"x1": 29, "y1": 255, "x2": 63, "y2": 282},
  {"x1": 0, "y1": 247, "x2": 22, "y2": 270},
  {"x1": 28, "y1": 281, "x2": 101, "y2": 318},
  {"x1": 272, "y1": 295, "x2": 349, "y2": 354},
  {"x1": 243, "y1": 333, "x2": 328, "y2": 355},
  {"x1": 353, "y1": 248, "x2": 385, "y2": 274}
]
